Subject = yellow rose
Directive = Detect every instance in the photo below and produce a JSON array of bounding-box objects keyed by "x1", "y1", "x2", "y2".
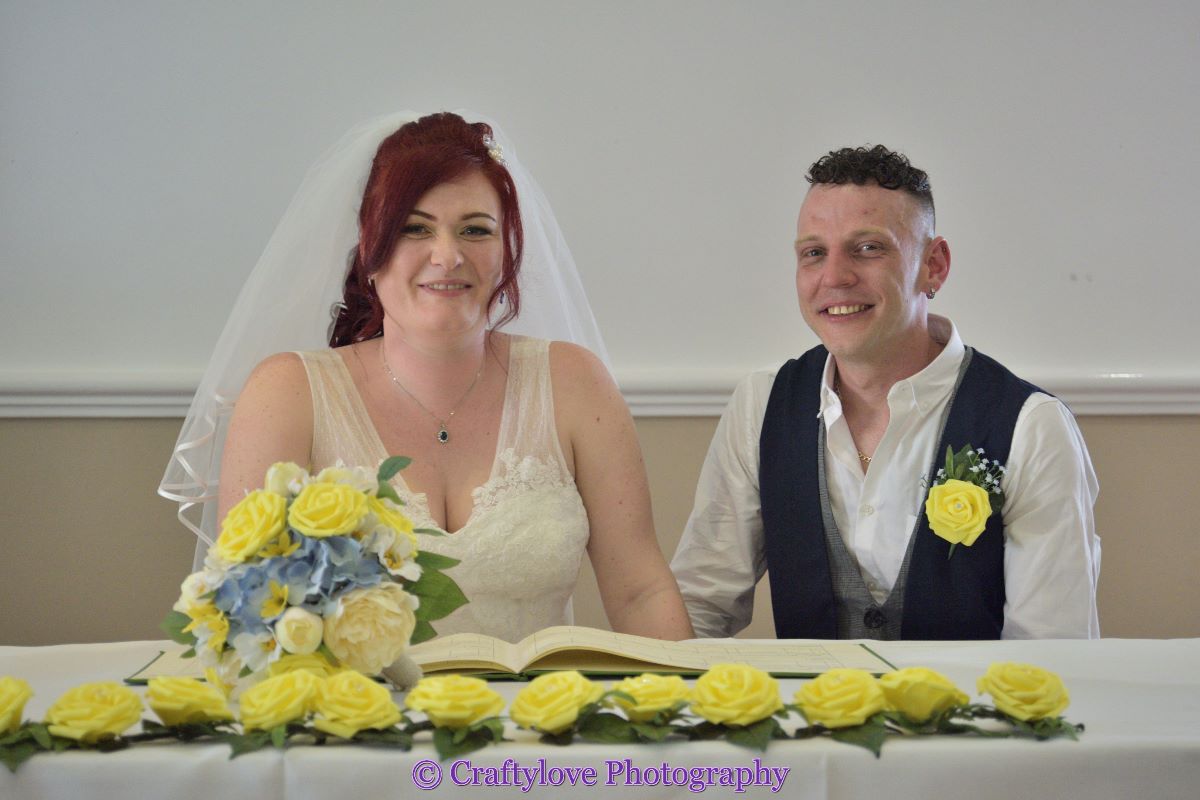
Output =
[
  {"x1": 795, "y1": 668, "x2": 885, "y2": 729},
  {"x1": 0, "y1": 676, "x2": 33, "y2": 735},
  {"x1": 312, "y1": 670, "x2": 402, "y2": 738},
  {"x1": 265, "y1": 461, "x2": 309, "y2": 496},
  {"x1": 405, "y1": 675, "x2": 505, "y2": 729},
  {"x1": 925, "y1": 479, "x2": 991, "y2": 546},
  {"x1": 238, "y1": 670, "x2": 321, "y2": 730},
  {"x1": 274, "y1": 607, "x2": 324, "y2": 655},
  {"x1": 147, "y1": 677, "x2": 234, "y2": 726},
  {"x1": 878, "y1": 667, "x2": 968, "y2": 723},
  {"x1": 977, "y1": 662, "x2": 1070, "y2": 721},
  {"x1": 510, "y1": 671, "x2": 603, "y2": 735},
  {"x1": 288, "y1": 482, "x2": 368, "y2": 538},
  {"x1": 216, "y1": 490, "x2": 287, "y2": 562},
  {"x1": 44, "y1": 682, "x2": 143, "y2": 742},
  {"x1": 322, "y1": 583, "x2": 417, "y2": 674},
  {"x1": 690, "y1": 663, "x2": 783, "y2": 727},
  {"x1": 268, "y1": 653, "x2": 343, "y2": 679},
  {"x1": 610, "y1": 674, "x2": 691, "y2": 723}
]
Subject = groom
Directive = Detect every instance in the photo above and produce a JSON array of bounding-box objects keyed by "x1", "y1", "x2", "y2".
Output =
[{"x1": 670, "y1": 145, "x2": 1100, "y2": 640}]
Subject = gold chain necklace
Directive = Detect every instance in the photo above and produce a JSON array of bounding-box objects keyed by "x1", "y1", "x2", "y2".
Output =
[
  {"x1": 380, "y1": 346, "x2": 483, "y2": 444},
  {"x1": 833, "y1": 371, "x2": 873, "y2": 465}
]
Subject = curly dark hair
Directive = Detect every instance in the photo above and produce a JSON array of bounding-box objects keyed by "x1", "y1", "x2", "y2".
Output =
[{"x1": 806, "y1": 144, "x2": 934, "y2": 225}]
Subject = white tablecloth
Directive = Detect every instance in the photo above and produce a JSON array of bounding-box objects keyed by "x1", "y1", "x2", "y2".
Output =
[{"x1": 2, "y1": 638, "x2": 1197, "y2": 799}]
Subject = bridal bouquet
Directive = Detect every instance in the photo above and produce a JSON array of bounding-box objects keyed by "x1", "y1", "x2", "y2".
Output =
[{"x1": 162, "y1": 457, "x2": 466, "y2": 685}]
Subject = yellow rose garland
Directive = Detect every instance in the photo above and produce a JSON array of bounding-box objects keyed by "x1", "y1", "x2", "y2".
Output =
[
  {"x1": 878, "y1": 667, "x2": 968, "y2": 723},
  {"x1": 690, "y1": 663, "x2": 783, "y2": 727},
  {"x1": 147, "y1": 677, "x2": 234, "y2": 726},
  {"x1": 0, "y1": 677, "x2": 33, "y2": 735},
  {"x1": 510, "y1": 671, "x2": 603, "y2": 735},
  {"x1": 312, "y1": 670, "x2": 402, "y2": 738},
  {"x1": 406, "y1": 675, "x2": 505, "y2": 729},
  {"x1": 44, "y1": 682, "x2": 143, "y2": 743},
  {"x1": 610, "y1": 674, "x2": 691, "y2": 723},
  {"x1": 977, "y1": 662, "x2": 1070, "y2": 721},
  {"x1": 794, "y1": 668, "x2": 885, "y2": 729},
  {"x1": 239, "y1": 670, "x2": 322, "y2": 731}
]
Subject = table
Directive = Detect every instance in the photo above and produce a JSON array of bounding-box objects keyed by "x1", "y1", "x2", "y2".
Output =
[{"x1": 2, "y1": 638, "x2": 1198, "y2": 799}]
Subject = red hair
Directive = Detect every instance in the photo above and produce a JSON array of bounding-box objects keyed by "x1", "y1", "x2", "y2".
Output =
[{"x1": 329, "y1": 113, "x2": 523, "y2": 346}]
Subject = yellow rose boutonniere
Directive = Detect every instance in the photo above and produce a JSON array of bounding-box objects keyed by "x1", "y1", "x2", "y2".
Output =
[
  {"x1": 977, "y1": 662, "x2": 1069, "y2": 721},
  {"x1": 878, "y1": 667, "x2": 968, "y2": 723},
  {"x1": 0, "y1": 677, "x2": 33, "y2": 735},
  {"x1": 312, "y1": 670, "x2": 402, "y2": 739},
  {"x1": 794, "y1": 668, "x2": 885, "y2": 729},
  {"x1": 925, "y1": 444, "x2": 1006, "y2": 557},
  {"x1": 44, "y1": 682, "x2": 143, "y2": 743},
  {"x1": 510, "y1": 671, "x2": 603, "y2": 736},
  {"x1": 147, "y1": 677, "x2": 234, "y2": 726}
]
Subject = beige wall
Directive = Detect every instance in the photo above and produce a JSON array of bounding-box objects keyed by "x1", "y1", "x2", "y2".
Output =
[{"x1": 1, "y1": 415, "x2": 1197, "y2": 645}]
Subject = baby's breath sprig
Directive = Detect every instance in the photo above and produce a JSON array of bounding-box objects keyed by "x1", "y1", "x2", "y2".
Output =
[{"x1": 932, "y1": 445, "x2": 1007, "y2": 507}]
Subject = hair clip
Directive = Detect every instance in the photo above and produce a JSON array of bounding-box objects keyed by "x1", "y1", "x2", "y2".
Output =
[{"x1": 481, "y1": 134, "x2": 506, "y2": 165}]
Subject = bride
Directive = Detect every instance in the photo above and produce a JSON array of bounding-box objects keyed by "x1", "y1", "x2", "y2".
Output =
[{"x1": 160, "y1": 112, "x2": 693, "y2": 643}]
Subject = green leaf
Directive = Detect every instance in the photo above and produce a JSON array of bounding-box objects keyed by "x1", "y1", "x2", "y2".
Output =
[
  {"x1": 269, "y1": 725, "x2": 288, "y2": 749},
  {"x1": 377, "y1": 456, "x2": 412, "y2": 482},
  {"x1": 433, "y1": 727, "x2": 492, "y2": 760},
  {"x1": 410, "y1": 619, "x2": 437, "y2": 645},
  {"x1": 224, "y1": 731, "x2": 272, "y2": 759},
  {"x1": 414, "y1": 550, "x2": 460, "y2": 571},
  {"x1": 376, "y1": 482, "x2": 403, "y2": 505},
  {"x1": 180, "y1": 647, "x2": 196, "y2": 659},
  {"x1": 944, "y1": 445, "x2": 955, "y2": 478},
  {"x1": 578, "y1": 712, "x2": 637, "y2": 744},
  {"x1": 724, "y1": 718, "x2": 784, "y2": 751},
  {"x1": 408, "y1": 568, "x2": 469, "y2": 622},
  {"x1": 630, "y1": 722, "x2": 673, "y2": 742},
  {"x1": 160, "y1": 611, "x2": 197, "y2": 646},
  {"x1": 413, "y1": 527, "x2": 445, "y2": 537},
  {"x1": 0, "y1": 741, "x2": 39, "y2": 773},
  {"x1": 830, "y1": 716, "x2": 888, "y2": 757},
  {"x1": 476, "y1": 718, "x2": 506, "y2": 741},
  {"x1": 28, "y1": 724, "x2": 53, "y2": 750}
]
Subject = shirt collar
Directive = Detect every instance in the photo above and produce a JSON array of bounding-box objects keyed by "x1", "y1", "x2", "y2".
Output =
[{"x1": 818, "y1": 314, "x2": 965, "y2": 421}]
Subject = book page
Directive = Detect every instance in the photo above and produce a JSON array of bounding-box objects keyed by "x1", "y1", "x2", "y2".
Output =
[
  {"x1": 407, "y1": 632, "x2": 526, "y2": 673},
  {"x1": 125, "y1": 649, "x2": 205, "y2": 684},
  {"x1": 519, "y1": 627, "x2": 894, "y2": 676}
]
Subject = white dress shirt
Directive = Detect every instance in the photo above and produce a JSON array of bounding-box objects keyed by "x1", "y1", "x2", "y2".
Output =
[{"x1": 671, "y1": 317, "x2": 1101, "y2": 640}]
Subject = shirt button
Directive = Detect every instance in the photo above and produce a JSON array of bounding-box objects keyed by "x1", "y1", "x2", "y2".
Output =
[{"x1": 860, "y1": 504, "x2": 875, "y2": 516}]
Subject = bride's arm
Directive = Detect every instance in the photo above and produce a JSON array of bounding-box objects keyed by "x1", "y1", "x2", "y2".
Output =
[
  {"x1": 550, "y1": 342, "x2": 695, "y2": 641},
  {"x1": 217, "y1": 352, "x2": 314, "y2": 524}
]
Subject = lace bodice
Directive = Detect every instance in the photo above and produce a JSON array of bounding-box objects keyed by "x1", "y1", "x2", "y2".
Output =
[{"x1": 298, "y1": 337, "x2": 590, "y2": 643}]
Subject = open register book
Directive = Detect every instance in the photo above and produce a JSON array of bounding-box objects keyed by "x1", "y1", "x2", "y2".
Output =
[
  {"x1": 406, "y1": 626, "x2": 894, "y2": 678},
  {"x1": 128, "y1": 626, "x2": 894, "y2": 683}
]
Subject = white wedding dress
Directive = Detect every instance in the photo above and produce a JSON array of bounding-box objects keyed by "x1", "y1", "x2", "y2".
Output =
[{"x1": 298, "y1": 336, "x2": 590, "y2": 643}]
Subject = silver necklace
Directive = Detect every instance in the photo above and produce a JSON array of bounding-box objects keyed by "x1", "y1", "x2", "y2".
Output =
[{"x1": 380, "y1": 346, "x2": 483, "y2": 444}]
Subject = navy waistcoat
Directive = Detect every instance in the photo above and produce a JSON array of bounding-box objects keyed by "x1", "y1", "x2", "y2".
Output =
[{"x1": 759, "y1": 345, "x2": 1041, "y2": 640}]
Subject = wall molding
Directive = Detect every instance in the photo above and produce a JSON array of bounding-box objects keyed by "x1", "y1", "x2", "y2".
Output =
[{"x1": 2, "y1": 369, "x2": 1198, "y2": 418}]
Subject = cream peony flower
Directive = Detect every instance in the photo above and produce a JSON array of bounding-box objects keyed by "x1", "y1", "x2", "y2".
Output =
[{"x1": 322, "y1": 584, "x2": 417, "y2": 674}]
